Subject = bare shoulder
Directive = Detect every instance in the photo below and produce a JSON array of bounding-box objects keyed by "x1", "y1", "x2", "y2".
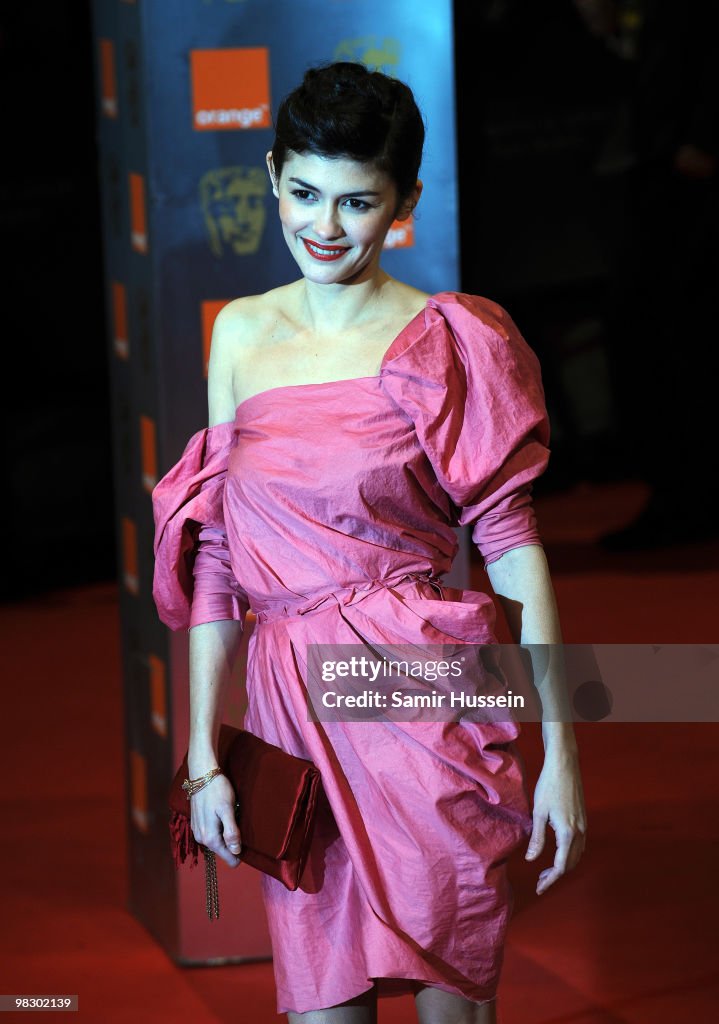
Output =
[
  {"x1": 207, "y1": 286, "x2": 298, "y2": 425},
  {"x1": 212, "y1": 291, "x2": 271, "y2": 342},
  {"x1": 389, "y1": 279, "x2": 431, "y2": 318}
]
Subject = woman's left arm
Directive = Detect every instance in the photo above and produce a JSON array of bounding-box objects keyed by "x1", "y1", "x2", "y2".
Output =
[{"x1": 486, "y1": 542, "x2": 588, "y2": 895}]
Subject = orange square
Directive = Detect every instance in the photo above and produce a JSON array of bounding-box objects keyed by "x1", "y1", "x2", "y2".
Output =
[
  {"x1": 149, "y1": 654, "x2": 167, "y2": 738},
  {"x1": 201, "y1": 299, "x2": 233, "y2": 378},
  {"x1": 99, "y1": 39, "x2": 118, "y2": 119},
  {"x1": 129, "y1": 750, "x2": 149, "y2": 833},
  {"x1": 191, "y1": 48, "x2": 271, "y2": 131},
  {"x1": 383, "y1": 218, "x2": 415, "y2": 250},
  {"x1": 140, "y1": 415, "x2": 157, "y2": 492},
  {"x1": 122, "y1": 516, "x2": 139, "y2": 595},
  {"x1": 129, "y1": 172, "x2": 148, "y2": 253},
  {"x1": 112, "y1": 281, "x2": 128, "y2": 359}
]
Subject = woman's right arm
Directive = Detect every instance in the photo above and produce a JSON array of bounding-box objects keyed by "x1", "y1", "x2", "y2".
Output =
[{"x1": 186, "y1": 300, "x2": 249, "y2": 868}]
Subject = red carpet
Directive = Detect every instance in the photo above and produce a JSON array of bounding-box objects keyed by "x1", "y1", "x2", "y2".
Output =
[{"x1": 2, "y1": 480, "x2": 718, "y2": 1022}]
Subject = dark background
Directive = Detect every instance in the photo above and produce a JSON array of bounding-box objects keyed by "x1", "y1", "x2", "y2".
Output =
[
  {"x1": 1, "y1": 3, "x2": 111, "y2": 598},
  {"x1": 1, "y1": 0, "x2": 716, "y2": 600}
]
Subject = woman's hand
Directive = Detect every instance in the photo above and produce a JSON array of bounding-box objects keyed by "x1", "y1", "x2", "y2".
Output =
[
  {"x1": 189, "y1": 773, "x2": 243, "y2": 868},
  {"x1": 525, "y1": 746, "x2": 587, "y2": 895}
]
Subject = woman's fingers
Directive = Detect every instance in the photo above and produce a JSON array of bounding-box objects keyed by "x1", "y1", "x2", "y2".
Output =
[
  {"x1": 536, "y1": 828, "x2": 571, "y2": 895},
  {"x1": 536, "y1": 822, "x2": 587, "y2": 895},
  {"x1": 194, "y1": 812, "x2": 241, "y2": 867},
  {"x1": 220, "y1": 804, "x2": 242, "y2": 857},
  {"x1": 525, "y1": 812, "x2": 548, "y2": 860},
  {"x1": 530, "y1": 753, "x2": 588, "y2": 892},
  {"x1": 190, "y1": 777, "x2": 243, "y2": 868}
]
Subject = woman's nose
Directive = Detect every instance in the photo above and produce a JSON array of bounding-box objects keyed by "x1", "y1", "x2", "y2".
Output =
[{"x1": 312, "y1": 204, "x2": 344, "y2": 239}]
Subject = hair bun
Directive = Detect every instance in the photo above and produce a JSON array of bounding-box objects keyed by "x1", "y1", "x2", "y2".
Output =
[{"x1": 272, "y1": 61, "x2": 424, "y2": 205}]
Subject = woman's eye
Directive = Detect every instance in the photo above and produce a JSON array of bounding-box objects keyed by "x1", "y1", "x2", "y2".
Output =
[
  {"x1": 291, "y1": 189, "x2": 314, "y2": 201},
  {"x1": 344, "y1": 198, "x2": 370, "y2": 211}
]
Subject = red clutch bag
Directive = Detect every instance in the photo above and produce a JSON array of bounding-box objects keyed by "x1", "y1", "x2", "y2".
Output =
[{"x1": 168, "y1": 724, "x2": 323, "y2": 919}]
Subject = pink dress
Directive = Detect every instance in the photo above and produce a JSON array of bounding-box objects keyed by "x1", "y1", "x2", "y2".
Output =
[{"x1": 152, "y1": 292, "x2": 551, "y2": 1014}]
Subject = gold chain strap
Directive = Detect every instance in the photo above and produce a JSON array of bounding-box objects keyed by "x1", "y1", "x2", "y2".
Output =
[
  {"x1": 188, "y1": 779, "x2": 240, "y2": 921},
  {"x1": 200, "y1": 845, "x2": 220, "y2": 920}
]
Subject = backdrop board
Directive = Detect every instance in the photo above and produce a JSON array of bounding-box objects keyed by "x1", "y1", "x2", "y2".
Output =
[{"x1": 91, "y1": 0, "x2": 462, "y2": 964}]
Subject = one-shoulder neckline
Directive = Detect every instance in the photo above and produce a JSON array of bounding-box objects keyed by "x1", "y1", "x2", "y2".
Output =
[{"x1": 226, "y1": 292, "x2": 454, "y2": 422}]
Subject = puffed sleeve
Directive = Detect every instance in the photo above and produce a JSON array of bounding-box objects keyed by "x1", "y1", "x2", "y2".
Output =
[
  {"x1": 151, "y1": 420, "x2": 250, "y2": 631},
  {"x1": 382, "y1": 293, "x2": 551, "y2": 569}
]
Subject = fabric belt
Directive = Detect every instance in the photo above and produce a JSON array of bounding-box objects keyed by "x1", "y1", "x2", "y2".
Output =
[{"x1": 253, "y1": 568, "x2": 446, "y2": 625}]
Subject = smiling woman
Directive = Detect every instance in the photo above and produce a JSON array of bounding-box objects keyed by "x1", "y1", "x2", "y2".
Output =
[
  {"x1": 151, "y1": 60, "x2": 587, "y2": 1024},
  {"x1": 265, "y1": 61, "x2": 422, "y2": 287},
  {"x1": 269, "y1": 151, "x2": 417, "y2": 280}
]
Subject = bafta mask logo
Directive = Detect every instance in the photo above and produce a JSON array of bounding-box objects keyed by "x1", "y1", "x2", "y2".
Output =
[
  {"x1": 333, "y1": 37, "x2": 401, "y2": 75},
  {"x1": 200, "y1": 166, "x2": 268, "y2": 257}
]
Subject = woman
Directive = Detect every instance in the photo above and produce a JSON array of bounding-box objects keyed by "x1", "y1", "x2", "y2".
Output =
[{"x1": 152, "y1": 62, "x2": 587, "y2": 1024}]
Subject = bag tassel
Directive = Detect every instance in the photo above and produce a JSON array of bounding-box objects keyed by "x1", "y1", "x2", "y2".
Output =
[
  {"x1": 169, "y1": 809, "x2": 200, "y2": 870},
  {"x1": 169, "y1": 811, "x2": 220, "y2": 919}
]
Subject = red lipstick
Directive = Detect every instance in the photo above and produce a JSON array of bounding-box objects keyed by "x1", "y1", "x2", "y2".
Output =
[{"x1": 301, "y1": 238, "x2": 350, "y2": 261}]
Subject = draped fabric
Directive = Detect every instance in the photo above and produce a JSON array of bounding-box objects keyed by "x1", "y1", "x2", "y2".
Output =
[{"x1": 152, "y1": 292, "x2": 550, "y2": 1014}]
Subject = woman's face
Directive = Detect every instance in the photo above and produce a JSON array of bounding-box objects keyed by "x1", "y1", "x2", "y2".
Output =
[{"x1": 266, "y1": 149, "x2": 417, "y2": 286}]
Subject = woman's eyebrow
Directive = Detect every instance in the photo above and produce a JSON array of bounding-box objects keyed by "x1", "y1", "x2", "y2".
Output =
[{"x1": 288, "y1": 176, "x2": 381, "y2": 197}]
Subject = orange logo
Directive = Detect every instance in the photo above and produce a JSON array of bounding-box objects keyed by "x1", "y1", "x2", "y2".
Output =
[
  {"x1": 99, "y1": 39, "x2": 118, "y2": 118},
  {"x1": 129, "y1": 750, "x2": 149, "y2": 833},
  {"x1": 383, "y1": 218, "x2": 415, "y2": 250},
  {"x1": 129, "y1": 172, "x2": 148, "y2": 253},
  {"x1": 140, "y1": 415, "x2": 157, "y2": 492},
  {"x1": 122, "y1": 516, "x2": 139, "y2": 595},
  {"x1": 148, "y1": 654, "x2": 167, "y2": 738},
  {"x1": 201, "y1": 299, "x2": 232, "y2": 378},
  {"x1": 190, "y1": 48, "x2": 271, "y2": 131},
  {"x1": 112, "y1": 282, "x2": 128, "y2": 359}
]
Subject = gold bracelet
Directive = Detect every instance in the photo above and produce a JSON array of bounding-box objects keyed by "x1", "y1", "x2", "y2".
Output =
[{"x1": 181, "y1": 767, "x2": 223, "y2": 799}]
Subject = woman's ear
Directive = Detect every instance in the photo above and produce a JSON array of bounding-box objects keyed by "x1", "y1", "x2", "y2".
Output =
[
  {"x1": 266, "y1": 151, "x2": 280, "y2": 198},
  {"x1": 394, "y1": 179, "x2": 423, "y2": 222}
]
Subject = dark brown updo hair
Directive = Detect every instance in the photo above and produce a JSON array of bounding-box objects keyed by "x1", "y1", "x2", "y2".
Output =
[{"x1": 271, "y1": 62, "x2": 425, "y2": 208}]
